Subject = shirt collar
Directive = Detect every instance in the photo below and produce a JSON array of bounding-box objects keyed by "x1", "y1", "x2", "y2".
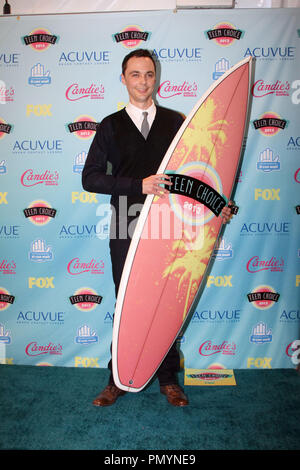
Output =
[{"x1": 126, "y1": 101, "x2": 156, "y2": 122}]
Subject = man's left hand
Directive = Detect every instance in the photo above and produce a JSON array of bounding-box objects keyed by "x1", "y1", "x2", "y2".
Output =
[{"x1": 221, "y1": 201, "x2": 234, "y2": 223}]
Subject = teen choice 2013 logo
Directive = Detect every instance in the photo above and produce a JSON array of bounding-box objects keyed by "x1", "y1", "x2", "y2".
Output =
[
  {"x1": 0, "y1": 118, "x2": 13, "y2": 140},
  {"x1": 69, "y1": 287, "x2": 103, "y2": 311},
  {"x1": 66, "y1": 115, "x2": 98, "y2": 140},
  {"x1": 205, "y1": 22, "x2": 244, "y2": 47},
  {"x1": 247, "y1": 285, "x2": 280, "y2": 310},
  {"x1": 252, "y1": 112, "x2": 288, "y2": 137},
  {"x1": 23, "y1": 200, "x2": 57, "y2": 226},
  {"x1": 112, "y1": 25, "x2": 151, "y2": 49},
  {"x1": 168, "y1": 161, "x2": 225, "y2": 226},
  {"x1": 21, "y1": 28, "x2": 59, "y2": 52},
  {"x1": 0, "y1": 287, "x2": 15, "y2": 311}
]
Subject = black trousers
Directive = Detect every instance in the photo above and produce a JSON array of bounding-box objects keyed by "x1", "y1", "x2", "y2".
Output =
[{"x1": 107, "y1": 237, "x2": 180, "y2": 387}]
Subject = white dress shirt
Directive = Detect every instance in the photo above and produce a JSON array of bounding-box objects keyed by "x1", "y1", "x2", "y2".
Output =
[{"x1": 125, "y1": 101, "x2": 156, "y2": 134}]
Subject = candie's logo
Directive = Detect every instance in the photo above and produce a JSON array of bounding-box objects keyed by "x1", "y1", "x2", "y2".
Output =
[
  {"x1": 112, "y1": 25, "x2": 151, "y2": 49},
  {"x1": 23, "y1": 200, "x2": 57, "y2": 226},
  {"x1": 0, "y1": 83, "x2": 15, "y2": 104},
  {"x1": 0, "y1": 287, "x2": 15, "y2": 311},
  {"x1": 0, "y1": 259, "x2": 16, "y2": 274},
  {"x1": 286, "y1": 341, "x2": 300, "y2": 364},
  {"x1": 66, "y1": 115, "x2": 98, "y2": 140},
  {"x1": 199, "y1": 340, "x2": 237, "y2": 356},
  {"x1": 0, "y1": 118, "x2": 13, "y2": 139},
  {"x1": 252, "y1": 79, "x2": 290, "y2": 98},
  {"x1": 247, "y1": 285, "x2": 280, "y2": 310},
  {"x1": 25, "y1": 342, "x2": 62, "y2": 357},
  {"x1": 67, "y1": 258, "x2": 104, "y2": 275},
  {"x1": 65, "y1": 83, "x2": 105, "y2": 101},
  {"x1": 247, "y1": 256, "x2": 284, "y2": 273},
  {"x1": 158, "y1": 80, "x2": 197, "y2": 99},
  {"x1": 252, "y1": 112, "x2": 288, "y2": 136},
  {"x1": 205, "y1": 22, "x2": 244, "y2": 46},
  {"x1": 69, "y1": 287, "x2": 103, "y2": 311},
  {"x1": 21, "y1": 169, "x2": 59, "y2": 187},
  {"x1": 21, "y1": 28, "x2": 59, "y2": 51}
]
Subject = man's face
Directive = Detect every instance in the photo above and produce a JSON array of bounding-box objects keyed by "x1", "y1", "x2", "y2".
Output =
[{"x1": 121, "y1": 56, "x2": 156, "y2": 109}]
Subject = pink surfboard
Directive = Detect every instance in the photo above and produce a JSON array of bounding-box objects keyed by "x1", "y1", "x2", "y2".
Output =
[{"x1": 112, "y1": 57, "x2": 252, "y2": 392}]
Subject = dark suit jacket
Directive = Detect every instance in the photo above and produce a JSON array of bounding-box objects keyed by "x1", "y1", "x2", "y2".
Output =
[{"x1": 82, "y1": 105, "x2": 184, "y2": 213}]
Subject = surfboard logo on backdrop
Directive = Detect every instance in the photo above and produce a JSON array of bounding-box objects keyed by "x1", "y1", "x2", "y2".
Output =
[
  {"x1": 252, "y1": 112, "x2": 288, "y2": 136},
  {"x1": 168, "y1": 162, "x2": 225, "y2": 226},
  {"x1": 21, "y1": 28, "x2": 59, "y2": 51},
  {"x1": 112, "y1": 25, "x2": 151, "y2": 49},
  {"x1": 205, "y1": 22, "x2": 244, "y2": 47}
]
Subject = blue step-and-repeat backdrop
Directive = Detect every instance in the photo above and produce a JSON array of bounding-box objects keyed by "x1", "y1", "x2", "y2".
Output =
[{"x1": 0, "y1": 8, "x2": 299, "y2": 370}]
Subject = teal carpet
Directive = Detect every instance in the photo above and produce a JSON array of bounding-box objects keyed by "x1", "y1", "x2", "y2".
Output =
[{"x1": 0, "y1": 365, "x2": 299, "y2": 450}]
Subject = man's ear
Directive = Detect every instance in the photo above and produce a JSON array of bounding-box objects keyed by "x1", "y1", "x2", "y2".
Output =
[{"x1": 121, "y1": 74, "x2": 126, "y2": 85}]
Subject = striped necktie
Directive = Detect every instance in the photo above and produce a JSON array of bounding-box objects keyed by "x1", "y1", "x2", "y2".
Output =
[{"x1": 141, "y1": 111, "x2": 149, "y2": 139}]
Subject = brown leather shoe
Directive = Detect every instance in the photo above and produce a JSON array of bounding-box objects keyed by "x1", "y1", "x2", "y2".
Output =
[
  {"x1": 92, "y1": 384, "x2": 126, "y2": 407},
  {"x1": 160, "y1": 384, "x2": 189, "y2": 407}
]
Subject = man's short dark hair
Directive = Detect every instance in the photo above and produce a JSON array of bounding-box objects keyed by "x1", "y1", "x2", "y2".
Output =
[{"x1": 122, "y1": 49, "x2": 156, "y2": 75}]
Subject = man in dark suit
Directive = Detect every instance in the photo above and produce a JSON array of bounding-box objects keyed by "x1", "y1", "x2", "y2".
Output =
[{"x1": 82, "y1": 49, "x2": 232, "y2": 407}]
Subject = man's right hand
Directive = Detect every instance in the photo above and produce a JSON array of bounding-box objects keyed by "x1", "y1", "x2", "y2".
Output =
[{"x1": 142, "y1": 174, "x2": 172, "y2": 196}]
